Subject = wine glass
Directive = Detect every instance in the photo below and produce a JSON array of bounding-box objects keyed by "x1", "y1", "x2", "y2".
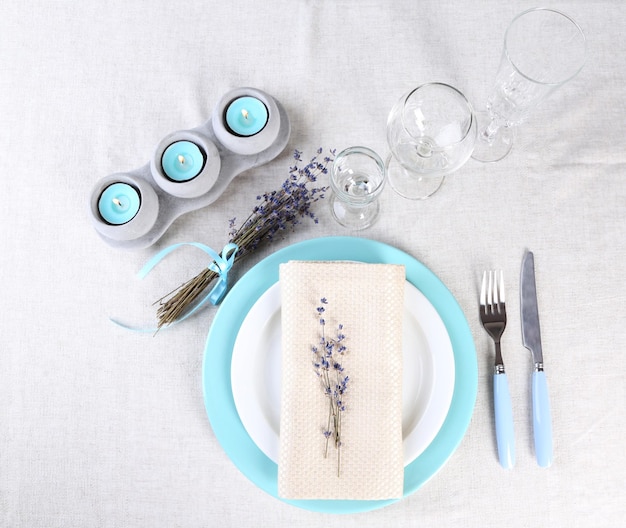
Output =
[
  {"x1": 329, "y1": 146, "x2": 386, "y2": 230},
  {"x1": 386, "y1": 82, "x2": 477, "y2": 200},
  {"x1": 472, "y1": 8, "x2": 587, "y2": 163}
]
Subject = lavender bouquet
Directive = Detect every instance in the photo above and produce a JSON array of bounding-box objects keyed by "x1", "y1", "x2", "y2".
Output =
[{"x1": 154, "y1": 148, "x2": 334, "y2": 328}]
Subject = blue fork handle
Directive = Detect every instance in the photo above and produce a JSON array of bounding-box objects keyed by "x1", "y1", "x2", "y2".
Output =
[
  {"x1": 532, "y1": 371, "x2": 553, "y2": 468},
  {"x1": 494, "y1": 372, "x2": 515, "y2": 469}
]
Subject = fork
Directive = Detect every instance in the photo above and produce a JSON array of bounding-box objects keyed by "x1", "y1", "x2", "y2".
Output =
[{"x1": 480, "y1": 270, "x2": 515, "y2": 469}]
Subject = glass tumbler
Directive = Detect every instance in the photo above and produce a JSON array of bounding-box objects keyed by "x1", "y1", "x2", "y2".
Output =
[{"x1": 329, "y1": 146, "x2": 386, "y2": 230}]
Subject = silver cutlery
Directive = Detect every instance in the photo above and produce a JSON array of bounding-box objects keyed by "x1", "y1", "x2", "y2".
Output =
[
  {"x1": 520, "y1": 251, "x2": 553, "y2": 468},
  {"x1": 480, "y1": 270, "x2": 515, "y2": 469}
]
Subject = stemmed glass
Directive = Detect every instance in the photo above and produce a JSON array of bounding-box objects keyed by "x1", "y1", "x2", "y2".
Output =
[
  {"x1": 472, "y1": 8, "x2": 587, "y2": 163},
  {"x1": 386, "y1": 82, "x2": 476, "y2": 200},
  {"x1": 329, "y1": 146, "x2": 386, "y2": 230}
]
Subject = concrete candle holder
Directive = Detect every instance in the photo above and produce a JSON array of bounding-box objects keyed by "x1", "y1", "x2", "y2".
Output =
[{"x1": 88, "y1": 87, "x2": 290, "y2": 250}]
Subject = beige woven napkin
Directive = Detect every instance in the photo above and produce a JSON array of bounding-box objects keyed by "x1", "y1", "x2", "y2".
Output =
[{"x1": 278, "y1": 261, "x2": 405, "y2": 500}]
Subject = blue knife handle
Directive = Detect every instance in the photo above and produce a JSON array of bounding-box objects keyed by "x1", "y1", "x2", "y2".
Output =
[
  {"x1": 494, "y1": 373, "x2": 515, "y2": 469},
  {"x1": 532, "y1": 370, "x2": 553, "y2": 467}
]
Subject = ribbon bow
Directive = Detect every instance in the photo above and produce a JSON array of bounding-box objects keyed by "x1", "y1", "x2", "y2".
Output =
[
  {"x1": 139, "y1": 241, "x2": 238, "y2": 311},
  {"x1": 112, "y1": 242, "x2": 238, "y2": 332}
]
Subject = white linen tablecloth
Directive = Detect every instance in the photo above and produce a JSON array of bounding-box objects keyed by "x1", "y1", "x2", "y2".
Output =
[{"x1": 1, "y1": 1, "x2": 624, "y2": 526}]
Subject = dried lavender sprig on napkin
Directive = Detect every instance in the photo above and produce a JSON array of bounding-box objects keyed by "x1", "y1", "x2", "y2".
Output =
[
  {"x1": 312, "y1": 297, "x2": 349, "y2": 476},
  {"x1": 154, "y1": 148, "x2": 334, "y2": 328}
]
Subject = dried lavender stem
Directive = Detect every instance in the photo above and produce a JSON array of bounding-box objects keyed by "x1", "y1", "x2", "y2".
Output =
[
  {"x1": 325, "y1": 397, "x2": 332, "y2": 458},
  {"x1": 337, "y1": 414, "x2": 341, "y2": 477},
  {"x1": 156, "y1": 268, "x2": 219, "y2": 327}
]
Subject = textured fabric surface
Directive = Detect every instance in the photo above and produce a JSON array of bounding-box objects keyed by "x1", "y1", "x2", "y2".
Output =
[
  {"x1": 1, "y1": 1, "x2": 625, "y2": 526},
  {"x1": 278, "y1": 261, "x2": 405, "y2": 500}
]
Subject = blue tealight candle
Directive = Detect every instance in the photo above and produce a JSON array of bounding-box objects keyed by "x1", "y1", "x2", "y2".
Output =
[
  {"x1": 225, "y1": 96, "x2": 269, "y2": 136},
  {"x1": 98, "y1": 182, "x2": 141, "y2": 225},
  {"x1": 161, "y1": 141, "x2": 206, "y2": 181}
]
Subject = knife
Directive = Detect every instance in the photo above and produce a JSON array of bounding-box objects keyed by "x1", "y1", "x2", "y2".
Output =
[{"x1": 520, "y1": 250, "x2": 553, "y2": 468}]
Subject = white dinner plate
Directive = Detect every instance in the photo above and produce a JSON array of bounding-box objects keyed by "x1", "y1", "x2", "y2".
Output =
[{"x1": 231, "y1": 279, "x2": 455, "y2": 466}]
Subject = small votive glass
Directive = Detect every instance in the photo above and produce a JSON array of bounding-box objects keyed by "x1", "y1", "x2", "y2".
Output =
[{"x1": 329, "y1": 146, "x2": 386, "y2": 230}]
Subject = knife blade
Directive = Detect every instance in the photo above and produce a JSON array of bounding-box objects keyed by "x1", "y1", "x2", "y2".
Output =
[{"x1": 520, "y1": 250, "x2": 553, "y2": 468}]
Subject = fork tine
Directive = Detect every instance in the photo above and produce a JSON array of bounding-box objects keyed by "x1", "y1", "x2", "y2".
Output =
[
  {"x1": 493, "y1": 271, "x2": 500, "y2": 305},
  {"x1": 487, "y1": 270, "x2": 494, "y2": 307},
  {"x1": 499, "y1": 270, "x2": 505, "y2": 304},
  {"x1": 480, "y1": 271, "x2": 487, "y2": 306}
]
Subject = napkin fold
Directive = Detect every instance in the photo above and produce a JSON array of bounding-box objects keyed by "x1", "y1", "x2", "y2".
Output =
[{"x1": 278, "y1": 261, "x2": 405, "y2": 500}]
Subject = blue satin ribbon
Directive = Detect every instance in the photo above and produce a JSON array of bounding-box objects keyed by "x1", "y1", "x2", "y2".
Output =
[
  {"x1": 112, "y1": 242, "x2": 238, "y2": 331},
  {"x1": 139, "y1": 241, "x2": 238, "y2": 308}
]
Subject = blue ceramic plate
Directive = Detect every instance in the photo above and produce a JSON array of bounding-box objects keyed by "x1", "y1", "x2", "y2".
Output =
[{"x1": 203, "y1": 236, "x2": 477, "y2": 514}]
